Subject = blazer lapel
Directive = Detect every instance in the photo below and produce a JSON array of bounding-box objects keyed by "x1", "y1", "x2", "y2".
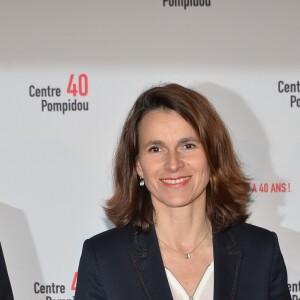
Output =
[
  {"x1": 213, "y1": 226, "x2": 244, "y2": 300},
  {"x1": 131, "y1": 224, "x2": 244, "y2": 300},
  {"x1": 131, "y1": 225, "x2": 173, "y2": 300}
]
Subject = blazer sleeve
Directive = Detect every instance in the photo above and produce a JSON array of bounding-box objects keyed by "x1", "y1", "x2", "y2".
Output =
[
  {"x1": 0, "y1": 243, "x2": 14, "y2": 300},
  {"x1": 75, "y1": 239, "x2": 107, "y2": 300},
  {"x1": 269, "y1": 232, "x2": 291, "y2": 300}
]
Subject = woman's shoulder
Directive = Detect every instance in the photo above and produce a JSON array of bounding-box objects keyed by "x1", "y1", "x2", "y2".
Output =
[
  {"x1": 78, "y1": 226, "x2": 137, "y2": 264},
  {"x1": 231, "y1": 222, "x2": 275, "y2": 235},
  {"x1": 85, "y1": 225, "x2": 134, "y2": 250},
  {"x1": 228, "y1": 222, "x2": 279, "y2": 248}
]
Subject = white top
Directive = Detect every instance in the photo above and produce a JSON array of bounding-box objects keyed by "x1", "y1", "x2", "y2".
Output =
[{"x1": 165, "y1": 262, "x2": 214, "y2": 300}]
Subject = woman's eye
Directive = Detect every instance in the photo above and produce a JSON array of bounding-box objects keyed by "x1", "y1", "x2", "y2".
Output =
[
  {"x1": 183, "y1": 143, "x2": 195, "y2": 149},
  {"x1": 149, "y1": 146, "x2": 161, "y2": 153}
]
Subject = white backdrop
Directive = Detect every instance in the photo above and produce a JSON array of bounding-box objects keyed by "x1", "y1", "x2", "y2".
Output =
[{"x1": 1, "y1": 1, "x2": 300, "y2": 299}]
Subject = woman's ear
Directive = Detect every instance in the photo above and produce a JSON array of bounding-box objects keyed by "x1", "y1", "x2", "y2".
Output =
[{"x1": 135, "y1": 159, "x2": 143, "y2": 178}]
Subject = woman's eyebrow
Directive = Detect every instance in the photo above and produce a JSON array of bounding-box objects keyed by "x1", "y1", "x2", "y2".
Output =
[
  {"x1": 178, "y1": 137, "x2": 200, "y2": 144},
  {"x1": 143, "y1": 140, "x2": 165, "y2": 148},
  {"x1": 143, "y1": 137, "x2": 200, "y2": 148}
]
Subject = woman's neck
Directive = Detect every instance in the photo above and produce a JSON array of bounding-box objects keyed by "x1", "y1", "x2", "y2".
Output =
[{"x1": 153, "y1": 199, "x2": 210, "y2": 250}]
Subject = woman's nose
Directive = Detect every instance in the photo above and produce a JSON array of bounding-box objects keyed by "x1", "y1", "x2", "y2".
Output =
[{"x1": 164, "y1": 151, "x2": 184, "y2": 172}]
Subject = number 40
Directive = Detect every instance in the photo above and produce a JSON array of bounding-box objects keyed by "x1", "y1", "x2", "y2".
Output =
[{"x1": 67, "y1": 74, "x2": 88, "y2": 96}]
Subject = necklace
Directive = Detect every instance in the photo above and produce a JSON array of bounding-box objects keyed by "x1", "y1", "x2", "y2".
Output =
[{"x1": 157, "y1": 230, "x2": 210, "y2": 260}]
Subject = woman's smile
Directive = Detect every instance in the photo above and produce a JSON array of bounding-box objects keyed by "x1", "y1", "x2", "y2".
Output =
[{"x1": 160, "y1": 176, "x2": 192, "y2": 187}]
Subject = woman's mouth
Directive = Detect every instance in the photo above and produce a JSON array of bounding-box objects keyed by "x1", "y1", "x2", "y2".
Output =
[{"x1": 160, "y1": 176, "x2": 191, "y2": 187}]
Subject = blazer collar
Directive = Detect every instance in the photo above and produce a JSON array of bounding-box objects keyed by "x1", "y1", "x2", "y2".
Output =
[
  {"x1": 131, "y1": 225, "x2": 173, "y2": 300},
  {"x1": 213, "y1": 226, "x2": 244, "y2": 300},
  {"x1": 131, "y1": 224, "x2": 244, "y2": 300}
]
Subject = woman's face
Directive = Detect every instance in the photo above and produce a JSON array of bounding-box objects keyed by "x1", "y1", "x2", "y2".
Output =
[{"x1": 136, "y1": 109, "x2": 210, "y2": 209}]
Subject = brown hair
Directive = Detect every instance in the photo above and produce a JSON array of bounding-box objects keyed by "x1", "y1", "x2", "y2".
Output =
[{"x1": 105, "y1": 83, "x2": 251, "y2": 233}]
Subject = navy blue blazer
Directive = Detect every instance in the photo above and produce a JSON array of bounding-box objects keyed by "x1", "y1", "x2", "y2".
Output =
[{"x1": 75, "y1": 223, "x2": 291, "y2": 300}]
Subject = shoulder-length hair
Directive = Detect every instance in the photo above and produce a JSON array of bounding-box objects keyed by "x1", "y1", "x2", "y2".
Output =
[{"x1": 105, "y1": 83, "x2": 251, "y2": 233}]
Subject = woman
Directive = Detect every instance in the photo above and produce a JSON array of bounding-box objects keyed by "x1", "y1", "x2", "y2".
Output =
[{"x1": 75, "y1": 84, "x2": 291, "y2": 300}]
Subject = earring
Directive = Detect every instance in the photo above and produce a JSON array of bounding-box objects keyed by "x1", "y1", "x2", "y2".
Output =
[{"x1": 139, "y1": 178, "x2": 145, "y2": 187}]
